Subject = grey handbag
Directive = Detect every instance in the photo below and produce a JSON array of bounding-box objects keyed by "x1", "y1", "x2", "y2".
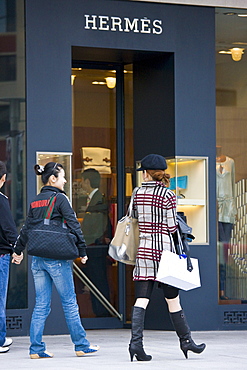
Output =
[{"x1": 108, "y1": 188, "x2": 139, "y2": 265}]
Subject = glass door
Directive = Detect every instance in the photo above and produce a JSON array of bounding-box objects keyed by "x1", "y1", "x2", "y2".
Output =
[{"x1": 71, "y1": 63, "x2": 134, "y2": 325}]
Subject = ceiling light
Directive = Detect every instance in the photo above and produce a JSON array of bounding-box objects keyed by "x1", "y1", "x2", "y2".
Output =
[
  {"x1": 237, "y1": 14, "x2": 247, "y2": 17},
  {"x1": 233, "y1": 42, "x2": 247, "y2": 46},
  {"x1": 105, "y1": 77, "x2": 116, "y2": 89},
  {"x1": 219, "y1": 50, "x2": 232, "y2": 55},
  {"x1": 91, "y1": 78, "x2": 117, "y2": 88},
  {"x1": 223, "y1": 12, "x2": 237, "y2": 16},
  {"x1": 71, "y1": 75, "x2": 76, "y2": 85},
  {"x1": 92, "y1": 81, "x2": 106, "y2": 85},
  {"x1": 218, "y1": 48, "x2": 244, "y2": 61},
  {"x1": 230, "y1": 48, "x2": 244, "y2": 61}
]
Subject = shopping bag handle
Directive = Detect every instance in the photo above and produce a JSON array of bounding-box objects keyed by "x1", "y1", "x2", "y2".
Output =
[
  {"x1": 186, "y1": 255, "x2": 193, "y2": 272},
  {"x1": 179, "y1": 253, "x2": 193, "y2": 272}
]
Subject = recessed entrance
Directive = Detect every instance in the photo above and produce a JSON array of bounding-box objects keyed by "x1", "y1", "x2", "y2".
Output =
[{"x1": 71, "y1": 47, "x2": 174, "y2": 329}]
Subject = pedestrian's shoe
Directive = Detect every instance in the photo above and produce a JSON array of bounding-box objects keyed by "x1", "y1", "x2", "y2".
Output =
[
  {"x1": 0, "y1": 346, "x2": 9, "y2": 353},
  {"x1": 129, "y1": 307, "x2": 152, "y2": 362},
  {"x1": 179, "y1": 335, "x2": 206, "y2": 359},
  {"x1": 75, "y1": 345, "x2": 100, "y2": 356},
  {"x1": 170, "y1": 310, "x2": 206, "y2": 359},
  {"x1": 30, "y1": 351, "x2": 54, "y2": 359},
  {"x1": 3, "y1": 338, "x2": 13, "y2": 347}
]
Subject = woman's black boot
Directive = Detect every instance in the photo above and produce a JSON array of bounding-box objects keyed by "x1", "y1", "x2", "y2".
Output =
[
  {"x1": 129, "y1": 306, "x2": 152, "y2": 362},
  {"x1": 170, "y1": 310, "x2": 206, "y2": 359}
]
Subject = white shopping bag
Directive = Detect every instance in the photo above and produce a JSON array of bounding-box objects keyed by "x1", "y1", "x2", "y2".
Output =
[{"x1": 156, "y1": 250, "x2": 201, "y2": 291}]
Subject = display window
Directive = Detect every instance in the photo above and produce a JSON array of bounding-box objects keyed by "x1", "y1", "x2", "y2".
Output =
[{"x1": 216, "y1": 8, "x2": 247, "y2": 304}]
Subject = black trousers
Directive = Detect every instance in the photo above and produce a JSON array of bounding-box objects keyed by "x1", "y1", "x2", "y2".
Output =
[{"x1": 135, "y1": 280, "x2": 179, "y2": 300}]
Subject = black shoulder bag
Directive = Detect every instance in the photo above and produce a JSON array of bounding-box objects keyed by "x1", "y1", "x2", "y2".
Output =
[{"x1": 27, "y1": 194, "x2": 79, "y2": 260}]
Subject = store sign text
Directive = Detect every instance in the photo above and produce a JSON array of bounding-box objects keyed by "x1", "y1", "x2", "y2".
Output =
[{"x1": 84, "y1": 15, "x2": 163, "y2": 35}]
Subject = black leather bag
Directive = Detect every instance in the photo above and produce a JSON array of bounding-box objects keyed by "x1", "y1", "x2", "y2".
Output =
[
  {"x1": 27, "y1": 195, "x2": 79, "y2": 260},
  {"x1": 172, "y1": 213, "x2": 195, "y2": 272}
]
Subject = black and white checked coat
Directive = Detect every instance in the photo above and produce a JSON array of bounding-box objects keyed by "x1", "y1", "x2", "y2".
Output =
[{"x1": 132, "y1": 181, "x2": 177, "y2": 281}]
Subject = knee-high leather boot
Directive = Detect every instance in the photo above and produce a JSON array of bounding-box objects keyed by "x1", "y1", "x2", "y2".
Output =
[
  {"x1": 170, "y1": 309, "x2": 206, "y2": 359},
  {"x1": 129, "y1": 306, "x2": 152, "y2": 362}
]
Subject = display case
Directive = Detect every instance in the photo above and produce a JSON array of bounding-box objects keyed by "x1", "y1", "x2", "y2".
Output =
[
  {"x1": 136, "y1": 156, "x2": 208, "y2": 244},
  {"x1": 36, "y1": 152, "x2": 72, "y2": 200},
  {"x1": 167, "y1": 156, "x2": 208, "y2": 244}
]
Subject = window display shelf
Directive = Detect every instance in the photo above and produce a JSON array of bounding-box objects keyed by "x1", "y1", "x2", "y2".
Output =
[{"x1": 177, "y1": 199, "x2": 205, "y2": 206}]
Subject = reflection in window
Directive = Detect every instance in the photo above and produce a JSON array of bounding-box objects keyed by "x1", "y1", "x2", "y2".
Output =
[
  {"x1": 0, "y1": 0, "x2": 27, "y2": 309},
  {"x1": 72, "y1": 67, "x2": 118, "y2": 318},
  {"x1": 0, "y1": 55, "x2": 16, "y2": 81},
  {"x1": 0, "y1": 0, "x2": 16, "y2": 32}
]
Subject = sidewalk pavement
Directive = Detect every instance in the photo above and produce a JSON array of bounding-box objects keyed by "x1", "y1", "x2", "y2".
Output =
[{"x1": 1, "y1": 329, "x2": 247, "y2": 370}]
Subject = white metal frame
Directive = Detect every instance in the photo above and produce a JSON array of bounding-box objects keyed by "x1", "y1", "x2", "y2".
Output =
[{"x1": 36, "y1": 152, "x2": 72, "y2": 200}]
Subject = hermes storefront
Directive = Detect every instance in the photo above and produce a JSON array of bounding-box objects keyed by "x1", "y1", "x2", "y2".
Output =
[{"x1": 3, "y1": 0, "x2": 247, "y2": 337}]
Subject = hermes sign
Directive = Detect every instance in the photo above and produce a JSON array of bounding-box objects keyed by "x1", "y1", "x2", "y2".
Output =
[{"x1": 84, "y1": 15, "x2": 163, "y2": 35}]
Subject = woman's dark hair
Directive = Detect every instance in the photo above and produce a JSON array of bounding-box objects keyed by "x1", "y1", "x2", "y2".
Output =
[
  {"x1": 0, "y1": 161, "x2": 7, "y2": 179},
  {"x1": 34, "y1": 162, "x2": 64, "y2": 185}
]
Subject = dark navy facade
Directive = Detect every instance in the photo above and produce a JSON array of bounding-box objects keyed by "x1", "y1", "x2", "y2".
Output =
[{"x1": 7, "y1": 0, "x2": 241, "y2": 337}]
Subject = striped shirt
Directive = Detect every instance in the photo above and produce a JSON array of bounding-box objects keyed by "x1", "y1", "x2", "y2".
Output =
[{"x1": 132, "y1": 181, "x2": 177, "y2": 281}]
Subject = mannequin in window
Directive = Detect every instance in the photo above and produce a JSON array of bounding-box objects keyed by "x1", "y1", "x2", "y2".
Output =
[{"x1": 216, "y1": 146, "x2": 237, "y2": 300}]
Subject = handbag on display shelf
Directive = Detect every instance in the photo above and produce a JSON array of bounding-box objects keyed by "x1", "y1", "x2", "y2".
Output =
[
  {"x1": 81, "y1": 147, "x2": 111, "y2": 174},
  {"x1": 27, "y1": 194, "x2": 79, "y2": 260},
  {"x1": 156, "y1": 217, "x2": 201, "y2": 291},
  {"x1": 169, "y1": 175, "x2": 188, "y2": 190},
  {"x1": 108, "y1": 188, "x2": 139, "y2": 265}
]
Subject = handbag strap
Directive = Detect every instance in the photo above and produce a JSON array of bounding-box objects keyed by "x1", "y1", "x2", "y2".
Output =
[
  {"x1": 43, "y1": 193, "x2": 67, "y2": 227},
  {"x1": 127, "y1": 187, "x2": 139, "y2": 217},
  {"x1": 43, "y1": 194, "x2": 57, "y2": 220}
]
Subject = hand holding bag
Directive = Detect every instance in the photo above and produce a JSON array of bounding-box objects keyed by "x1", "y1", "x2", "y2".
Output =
[
  {"x1": 108, "y1": 188, "x2": 139, "y2": 265},
  {"x1": 27, "y1": 194, "x2": 79, "y2": 260}
]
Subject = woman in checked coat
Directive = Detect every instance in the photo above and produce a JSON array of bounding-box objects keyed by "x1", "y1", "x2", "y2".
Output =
[{"x1": 128, "y1": 154, "x2": 206, "y2": 362}]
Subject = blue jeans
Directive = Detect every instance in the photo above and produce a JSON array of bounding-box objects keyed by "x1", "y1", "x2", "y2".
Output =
[
  {"x1": 0, "y1": 254, "x2": 10, "y2": 347},
  {"x1": 30, "y1": 257, "x2": 90, "y2": 354}
]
